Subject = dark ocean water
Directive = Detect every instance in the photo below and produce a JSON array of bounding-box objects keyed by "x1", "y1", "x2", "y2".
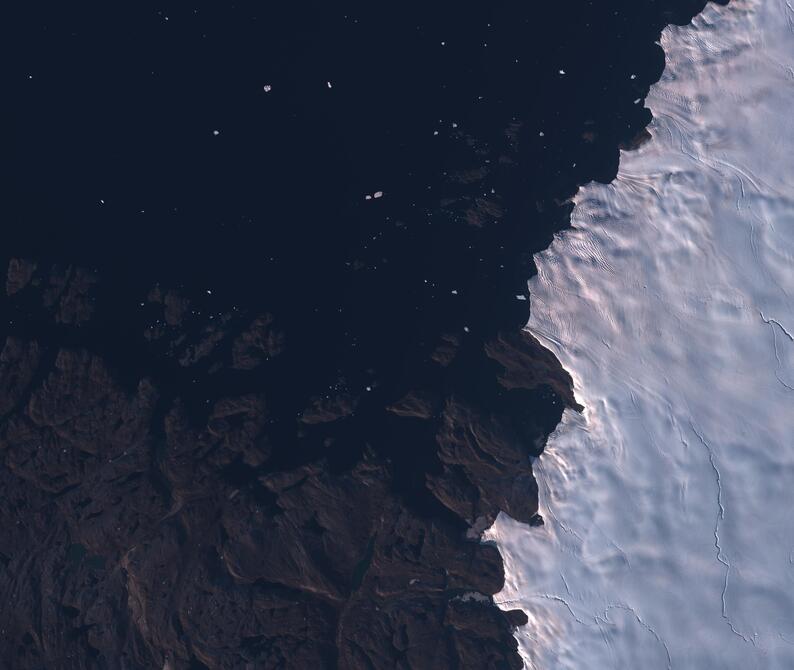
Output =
[
  {"x1": 3, "y1": 2, "x2": 723, "y2": 667},
  {"x1": 7, "y1": 0, "x2": 715, "y2": 475}
]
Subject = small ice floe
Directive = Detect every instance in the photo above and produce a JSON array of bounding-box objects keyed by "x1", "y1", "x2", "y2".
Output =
[
  {"x1": 559, "y1": 69, "x2": 566, "y2": 75},
  {"x1": 212, "y1": 130, "x2": 220, "y2": 136},
  {"x1": 365, "y1": 191, "x2": 384, "y2": 200},
  {"x1": 326, "y1": 81, "x2": 332, "y2": 89},
  {"x1": 99, "y1": 199, "x2": 105, "y2": 205},
  {"x1": 516, "y1": 294, "x2": 526, "y2": 301},
  {"x1": 451, "y1": 289, "x2": 458, "y2": 295},
  {"x1": 634, "y1": 98, "x2": 642, "y2": 104},
  {"x1": 630, "y1": 73, "x2": 637, "y2": 79},
  {"x1": 463, "y1": 326, "x2": 470, "y2": 333},
  {"x1": 539, "y1": 131, "x2": 545, "y2": 137},
  {"x1": 263, "y1": 84, "x2": 272, "y2": 92}
]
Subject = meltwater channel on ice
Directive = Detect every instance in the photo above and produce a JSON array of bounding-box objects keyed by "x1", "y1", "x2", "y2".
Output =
[{"x1": 487, "y1": 1, "x2": 794, "y2": 668}]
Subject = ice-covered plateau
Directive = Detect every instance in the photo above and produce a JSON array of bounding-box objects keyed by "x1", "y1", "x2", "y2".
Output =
[{"x1": 486, "y1": 0, "x2": 794, "y2": 667}]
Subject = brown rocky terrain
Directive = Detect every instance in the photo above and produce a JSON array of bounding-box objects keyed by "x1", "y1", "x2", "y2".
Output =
[{"x1": 0, "y1": 261, "x2": 577, "y2": 669}]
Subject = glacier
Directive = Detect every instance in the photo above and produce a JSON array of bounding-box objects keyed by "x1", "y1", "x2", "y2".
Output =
[{"x1": 486, "y1": 0, "x2": 794, "y2": 667}]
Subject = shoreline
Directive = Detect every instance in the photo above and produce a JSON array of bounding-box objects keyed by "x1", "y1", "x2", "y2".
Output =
[{"x1": 2, "y1": 2, "x2": 728, "y2": 667}]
